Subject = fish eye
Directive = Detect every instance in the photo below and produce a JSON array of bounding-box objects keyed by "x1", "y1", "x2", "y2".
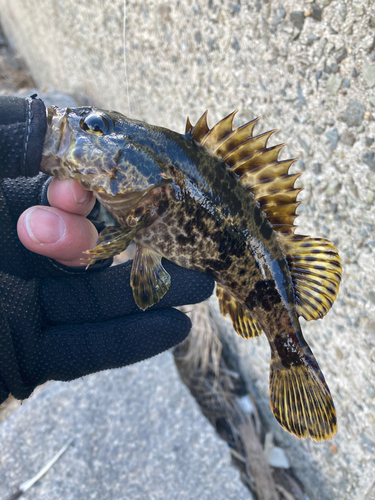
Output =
[{"x1": 80, "y1": 113, "x2": 111, "y2": 135}]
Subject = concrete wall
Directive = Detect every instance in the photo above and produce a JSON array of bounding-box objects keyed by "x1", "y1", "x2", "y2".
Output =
[{"x1": 1, "y1": 0, "x2": 375, "y2": 498}]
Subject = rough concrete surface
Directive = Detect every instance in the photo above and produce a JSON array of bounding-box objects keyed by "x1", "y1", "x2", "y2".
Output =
[
  {"x1": 1, "y1": 0, "x2": 375, "y2": 498},
  {"x1": 0, "y1": 352, "x2": 250, "y2": 500}
]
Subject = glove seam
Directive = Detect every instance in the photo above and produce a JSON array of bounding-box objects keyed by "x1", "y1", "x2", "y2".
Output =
[{"x1": 22, "y1": 97, "x2": 33, "y2": 177}]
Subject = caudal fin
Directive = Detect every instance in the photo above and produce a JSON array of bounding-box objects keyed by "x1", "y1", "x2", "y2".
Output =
[{"x1": 269, "y1": 358, "x2": 337, "y2": 441}]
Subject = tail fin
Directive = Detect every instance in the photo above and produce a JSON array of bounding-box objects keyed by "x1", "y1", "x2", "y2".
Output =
[{"x1": 269, "y1": 356, "x2": 337, "y2": 441}]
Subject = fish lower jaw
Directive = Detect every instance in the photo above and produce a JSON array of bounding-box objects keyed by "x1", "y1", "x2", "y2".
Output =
[{"x1": 40, "y1": 156, "x2": 72, "y2": 180}]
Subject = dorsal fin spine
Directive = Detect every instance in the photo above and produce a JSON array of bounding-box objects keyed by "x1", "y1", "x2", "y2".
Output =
[
  {"x1": 185, "y1": 116, "x2": 193, "y2": 134},
  {"x1": 187, "y1": 111, "x2": 302, "y2": 234}
]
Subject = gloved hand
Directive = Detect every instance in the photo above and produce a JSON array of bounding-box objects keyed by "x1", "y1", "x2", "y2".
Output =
[
  {"x1": 0, "y1": 174, "x2": 214, "y2": 403},
  {"x1": 0, "y1": 96, "x2": 215, "y2": 403}
]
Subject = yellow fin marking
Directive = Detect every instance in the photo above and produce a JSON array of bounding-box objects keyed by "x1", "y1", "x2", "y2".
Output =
[
  {"x1": 277, "y1": 233, "x2": 342, "y2": 321},
  {"x1": 216, "y1": 285, "x2": 262, "y2": 339},
  {"x1": 270, "y1": 362, "x2": 337, "y2": 441},
  {"x1": 188, "y1": 111, "x2": 303, "y2": 234},
  {"x1": 130, "y1": 245, "x2": 171, "y2": 310}
]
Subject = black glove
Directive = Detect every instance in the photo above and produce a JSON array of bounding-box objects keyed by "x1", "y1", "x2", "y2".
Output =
[{"x1": 0, "y1": 96, "x2": 215, "y2": 403}]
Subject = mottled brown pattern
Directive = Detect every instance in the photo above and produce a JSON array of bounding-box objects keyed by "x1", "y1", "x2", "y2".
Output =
[{"x1": 40, "y1": 106, "x2": 341, "y2": 441}]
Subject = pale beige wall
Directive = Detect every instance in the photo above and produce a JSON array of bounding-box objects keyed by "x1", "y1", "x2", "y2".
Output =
[{"x1": 1, "y1": 0, "x2": 375, "y2": 498}]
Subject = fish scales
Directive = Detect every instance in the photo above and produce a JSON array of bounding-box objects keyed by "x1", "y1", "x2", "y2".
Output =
[{"x1": 40, "y1": 106, "x2": 341, "y2": 441}]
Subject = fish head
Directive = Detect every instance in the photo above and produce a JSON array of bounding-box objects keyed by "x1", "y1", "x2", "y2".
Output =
[{"x1": 40, "y1": 106, "x2": 172, "y2": 202}]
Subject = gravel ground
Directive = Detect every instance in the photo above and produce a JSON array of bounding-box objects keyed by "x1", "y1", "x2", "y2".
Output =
[
  {"x1": 0, "y1": 0, "x2": 375, "y2": 498},
  {"x1": 0, "y1": 352, "x2": 250, "y2": 500}
]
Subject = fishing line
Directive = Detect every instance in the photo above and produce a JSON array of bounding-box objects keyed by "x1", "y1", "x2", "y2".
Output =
[{"x1": 123, "y1": 0, "x2": 131, "y2": 115}]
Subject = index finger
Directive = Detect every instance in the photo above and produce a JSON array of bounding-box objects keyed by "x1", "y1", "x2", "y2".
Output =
[{"x1": 47, "y1": 178, "x2": 95, "y2": 216}]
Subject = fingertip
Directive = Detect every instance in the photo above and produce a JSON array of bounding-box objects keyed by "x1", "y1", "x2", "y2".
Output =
[{"x1": 48, "y1": 178, "x2": 95, "y2": 216}]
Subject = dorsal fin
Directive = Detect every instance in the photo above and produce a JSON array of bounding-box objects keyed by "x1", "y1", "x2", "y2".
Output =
[
  {"x1": 190, "y1": 111, "x2": 209, "y2": 142},
  {"x1": 277, "y1": 233, "x2": 342, "y2": 321},
  {"x1": 187, "y1": 111, "x2": 301, "y2": 234},
  {"x1": 185, "y1": 116, "x2": 193, "y2": 134}
]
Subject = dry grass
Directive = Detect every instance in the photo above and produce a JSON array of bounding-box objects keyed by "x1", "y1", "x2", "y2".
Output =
[{"x1": 174, "y1": 302, "x2": 306, "y2": 500}]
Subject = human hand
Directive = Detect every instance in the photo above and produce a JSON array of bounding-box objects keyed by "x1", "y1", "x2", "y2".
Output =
[
  {"x1": 17, "y1": 178, "x2": 98, "y2": 267},
  {"x1": 0, "y1": 174, "x2": 214, "y2": 403}
]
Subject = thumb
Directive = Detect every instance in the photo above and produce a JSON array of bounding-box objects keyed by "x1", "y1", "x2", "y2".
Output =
[{"x1": 17, "y1": 206, "x2": 98, "y2": 267}]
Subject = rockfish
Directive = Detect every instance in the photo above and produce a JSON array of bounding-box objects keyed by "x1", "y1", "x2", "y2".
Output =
[{"x1": 40, "y1": 106, "x2": 341, "y2": 441}]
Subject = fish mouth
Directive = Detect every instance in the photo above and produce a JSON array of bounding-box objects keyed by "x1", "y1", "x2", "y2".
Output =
[
  {"x1": 57, "y1": 110, "x2": 72, "y2": 159},
  {"x1": 40, "y1": 107, "x2": 75, "y2": 178}
]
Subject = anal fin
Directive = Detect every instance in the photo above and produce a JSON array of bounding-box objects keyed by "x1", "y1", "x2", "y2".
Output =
[
  {"x1": 216, "y1": 285, "x2": 262, "y2": 339},
  {"x1": 277, "y1": 233, "x2": 342, "y2": 321},
  {"x1": 131, "y1": 245, "x2": 171, "y2": 310}
]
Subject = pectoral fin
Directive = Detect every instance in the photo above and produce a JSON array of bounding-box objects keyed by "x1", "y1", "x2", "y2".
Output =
[
  {"x1": 131, "y1": 245, "x2": 171, "y2": 310},
  {"x1": 83, "y1": 225, "x2": 136, "y2": 266},
  {"x1": 277, "y1": 233, "x2": 342, "y2": 321},
  {"x1": 216, "y1": 285, "x2": 262, "y2": 339}
]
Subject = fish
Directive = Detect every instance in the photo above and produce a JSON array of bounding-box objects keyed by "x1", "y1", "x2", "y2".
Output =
[{"x1": 40, "y1": 105, "x2": 342, "y2": 441}]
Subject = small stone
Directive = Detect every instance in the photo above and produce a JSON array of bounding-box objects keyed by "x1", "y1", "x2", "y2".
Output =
[
  {"x1": 353, "y1": 68, "x2": 359, "y2": 78},
  {"x1": 370, "y1": 16, "x2": 375, "y2": 29},
  {"x1": 326, "y1": 127, "x2": 339, "y2": 150},
  {"x1": 369, "y1": 96, "x2": 375, "y2": 107},
  {"x1": 357, "y1": 124, "x2": 365, "y2": 133},
  {"x1": 297, "y1": 81, "x2": 307, "y2": 105},
  {"x1": 272, "y1": 4, "x2": 286, "y2": 26},
  {"x1": 335, "y1": 47, "x2": 348, "y2": 64},
  {"x1": 323, "y1": 117, "x2": 335, "y2": 126},
  {"x1": 328, "y1": 22, "x2": 338, "y2": 35},
  {"x1": 340, "y1": 130, "x2": 356, "y2": 146},
  {"x1": 366, "y1": 137, "x2": 374, "y2": 147},
  {"x1": 325, "y1": 178, "x2": 342, "y2": 196},
  {"x1": 363, "y1": 64, "x2": 375, "y2": 88},
  {"x1": 307, "y1": 33, "x2": 319, "y2": 46},
  {"x1": 300, "y1": 115, "x2": 311, "y2": 124},
  {"x1": 314, "y1": 37, "x2": 327, "y2": 58},
  {"x1": 230, "y1": 3, "x2": 241, "y2": 15},
  {"x1": 297, "y1": 159, "x2": 306, "y2": 171},
  {"x1": 310, "y1": 4, "x2": 322, "y2": 21},
  {"x1": 313, "y1": 162, "x2": 322, "y2": 174},
  {"x1": 232, "y1": 37, "x2": 240, "y2": 52},
  {"x1": 326, "y1": 74, "x2": 342, "y2": 94},
  {"x1": 320, "y1": 0, "x2": 332, "y2": 5},
  {"x1": 360, "y1": 34, "x2": 375, "y2": 53},
  {"x1": 290, "y1": 11, "x2": 305, "y2": 31},
  {"x1": 343, "y1": 20, "x2": 353, "y2": 34},
  {"x1": 315, "y1": 125, "x2": 325, "y2": 134},
  {"x1": 354, "y1": 4, "x2": 364, "y2": 16},
  {"x1": 267, "y1": 447, "x2": 290, "y2": 469},
  {"x1": 367, "y1": 190, "x2": 375, "y2": 203},
  {"x1": 330, "y1": 62, "x2": 340, "y2": 74},
  {"x1": 335, "y1": 346, "x2": 344, "y2": 360},
  {"x1": 330, "y1": 202, "x2": 338, "y2": 213},
  {"x1": 363, "y1": 152, "x2": 375, "y2": 172},
  {"x1": 287, "y1": 64, "x2": 294, "y2": 73},
  {"x1": 338, "y1": 0, "x2": 347, "y2": 20},
  {"x1": 323, "y1": 60, "x2": 332, "y2": 74},
  {"x1": 342, "y1": 78, "x2": 350, "y2": 88},
  {"x1": 340, "y1": 100, "x2": 366, "y2": 127},
  {"x1": 297, "y1": 135, "x2": 311, "y2": 155},
  {"x1": 365, "y1": 111, "x2": 372, "y2": 120}
]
